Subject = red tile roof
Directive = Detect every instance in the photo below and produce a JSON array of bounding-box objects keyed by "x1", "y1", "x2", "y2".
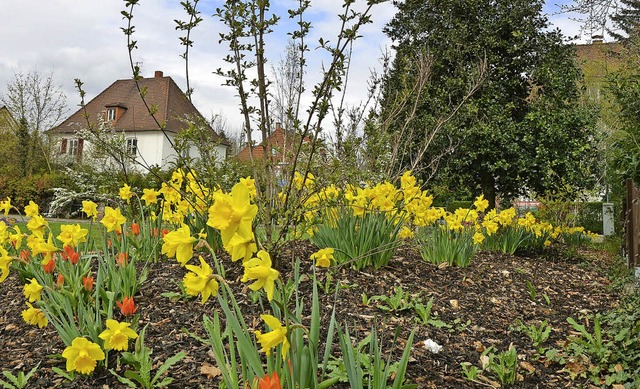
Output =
[
  {"x1": 236, "y1": 125, "x2": 307, "y2": 162},
  {"x1": 49, "y1": 71, "x2": 223, "y2": 142}
]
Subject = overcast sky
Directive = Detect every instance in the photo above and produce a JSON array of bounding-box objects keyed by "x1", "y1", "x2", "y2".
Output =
[{"x1": 0, "y1": 1, "x2": 599, "y2": 138}]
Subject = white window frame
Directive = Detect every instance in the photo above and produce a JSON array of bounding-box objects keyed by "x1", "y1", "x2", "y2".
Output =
[
  {"x1": 126, "y1": 138, "x2": 138, "y2": 156},
  {"x1": 107, "y1": 108, "x2": 116, "y2": 121},
  {"x1": 68, "y1": 139, "x2": 79, "y2": 156}
]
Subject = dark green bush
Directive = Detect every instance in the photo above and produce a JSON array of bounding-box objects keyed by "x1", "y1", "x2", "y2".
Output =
[{"x1": 0, "y1": 173, "x2": 70, "y2": 212}]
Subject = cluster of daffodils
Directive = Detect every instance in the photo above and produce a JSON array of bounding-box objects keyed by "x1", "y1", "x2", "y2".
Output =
[
  {"x1": 298, "y1": 171, "x2": 435, "y2": 239},
  {"x1": 158, "y1": 177, "x2": 279, "y2": 304},
  {"x1": 0, "y1": 197, "x2": 144, "y2": 375}
]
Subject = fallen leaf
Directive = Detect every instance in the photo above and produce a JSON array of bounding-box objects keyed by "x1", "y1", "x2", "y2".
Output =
[
  {"x1": 477, "y1": 374, "x2": 501, "y2": 388},
  {"x1": 480, "y1": 355, "x2": 490, "y2": 369},
  {"x1": 520, "y1": 361, "x2": 536, "y2": 374},
  {"x1": 200, "y1": 363, "x2": 221, "y2": 379}
]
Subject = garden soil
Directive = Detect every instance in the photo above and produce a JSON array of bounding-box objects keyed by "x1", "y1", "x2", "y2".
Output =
[{"x1": 0, "y1": 243, "x2": 621, "y2": 388}]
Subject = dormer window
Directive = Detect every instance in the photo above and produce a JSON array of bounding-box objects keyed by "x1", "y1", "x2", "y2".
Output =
[
  {"x1": 105, "y1": 103, "x2": 126, "y2": 123},
  {"x1": 107, "y1": 108, "x2": 116, "y2": 121}
]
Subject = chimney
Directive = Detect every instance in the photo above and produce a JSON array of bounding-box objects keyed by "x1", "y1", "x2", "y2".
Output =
[
  {"x1": 154, "y1": 70, "x2": 164, "y2": 78},
  {"x1": 592, "y1": 35, "x2": 604, "y2": 44}
]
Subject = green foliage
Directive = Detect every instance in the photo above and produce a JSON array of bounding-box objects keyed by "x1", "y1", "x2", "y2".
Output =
[
  {"x1": 416, "y1": 225, "x2": 477, "y2": 267},
  {"x1": 605, "y1": 30, "x2": 640, "y2": 186},
  {"x1": 481, "y1": 225, "x2": 527, "y2": 255},
  {"x1": 561, "y1": 295, "x2": 640, "y2": 386},
  {"x1": 362, "y1": 287, "x2": 447, "y2": 327},
  {"x1": 311, "y1": 209, "x2": 403, "y2": 270},
  {"x1": 380, "y1": 0, "x2": 599, "y2": 203},
  {"x1": 460, "y1": 362, "x2": 479, "y2": 381},
  {"x1": 365, "y1": 286, "x2": 416, "y2": 313},
  {"x1": 333, "y1": 326, "x2": 416, "y2": 389},
  {"x1": 0, "y1": 173, "x2": 70, "y2": 211},
  {"x1": 512, "y1": 320, "x2": 552, "y2": 350},
  {"x1": 0, "y1": 364, "x2": 40, "y2": 389},
  {"x1": 111, "y1": 326, "x2": 186, "y2": 389},
  {"x1": 485, "y1": 346, "x2": 519, "y2": 385},
  {"x1": 445, "y1": 201, "x2": 473, "y2": 213}
]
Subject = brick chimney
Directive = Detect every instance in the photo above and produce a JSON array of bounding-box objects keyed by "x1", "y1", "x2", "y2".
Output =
[{"x1": 154, "y1": 70, "x2": 164, "y2": 78}]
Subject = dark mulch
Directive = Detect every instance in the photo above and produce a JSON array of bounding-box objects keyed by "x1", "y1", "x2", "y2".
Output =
[{"x1": 0, "y1": 243, "x2": 621, "y2": 388}]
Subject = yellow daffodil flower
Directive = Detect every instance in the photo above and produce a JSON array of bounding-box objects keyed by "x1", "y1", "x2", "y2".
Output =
[
  {"x1": 0, "y1": 197, "x2": 11, "y2": 216},
  {"x1": 119, "y1": 184, "x2": 134, "y2": 203},
  {"x1": 473, "y1": 194, "x2": 489, "y2": 213},
  {"x1": 26, "y1": 214, "x2": 48, "y2": 235},
  {"x1": 482, "y1": 220, "x2": 499, "y2": 236},
  {"x1": 32, "y1": 235, "x2": 58, "y2": 264},
  {"x1": 161, "y1": 224, "x2": 197, "y2": 266},
  {"x1": 82, "y1": 200, "x2": 99, "y2": 221},
  {"x1": 57, "y1": 224, "x2": 88, "y2": 247},
  {"x1": 99, "y1": 319, "x2": 138, "y2": 351},
  {"x1": 310, "y1": 248, "x2": 334, "y2": 268},
  {"x1": 224, "y1": 233, "x2": 257, "y2": 262},
  {"x1": 100, "y1": 206, "x2": 126, "y2": 233},
  {"x1": 398, "y1": 226, "x2": 414, "y2": 240},
  {"x1": 21, "y1": 302, "x2": 48, "y2": 328},
  {"x1": 0, "y1": 247, "x2": 13, "y2": 282},
  {"x1": 183, "y1": 256, "x2": 219, "y2": 304},
  {"x1": 473, "y1": 232, "x2": 485, "y2": 245},
  {"x1": 23, "y1": 278, "x2": 43, "y2": 302},
  {"x1": 0, "y1": 223, "x2": 8, "y2": 245},
  {"x1": 239, "y1": 176, "x2": 257, "y2": 199},
  {"x1": 141, "y1": 188, "x2": 158, "y2": 206},
  {"x1": 254, "y1": 314, "x2": 290, "y2": 361},
  {"x1": 24, "y1": 201, "x2": 39, "y2": 218},
  {"x1": 62, "y1": 337, "x2": 105, "y2": 375},
  {"x1": 10, "y1": 225, "x2": 24, "y2": 249},
  {"x1": 241, "y1": 250, "x2": 279, "y2": 301},
  {"x1": 207, "y1": 182, "x2": 258, "y2": 246}
]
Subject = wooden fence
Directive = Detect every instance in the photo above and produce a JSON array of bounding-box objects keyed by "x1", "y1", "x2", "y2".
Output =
[{"x1": 626, "y1": 179, "x2": 640, "y2": 268}]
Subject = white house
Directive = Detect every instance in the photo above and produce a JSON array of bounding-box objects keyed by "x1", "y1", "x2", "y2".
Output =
[{"x1": 48, "y1": 70, "x2": 228, "y2": 171}]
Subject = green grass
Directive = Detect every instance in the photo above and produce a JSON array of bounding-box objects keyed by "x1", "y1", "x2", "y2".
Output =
[{"x1": 14, "y1": 220, "x2": 106, "y2": 244}]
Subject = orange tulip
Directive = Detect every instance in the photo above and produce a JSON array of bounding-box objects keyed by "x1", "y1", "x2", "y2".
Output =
[
  {"x1": 61, "y1": 246, "x2": 79, "y2": 265},
  {"x1": 116, "y1": 252, "x2": 129, "y2": 267},
  {"x1": 82, "y1": 276, "x2": 94, "y2": 292},
  {"x1": 43, "y1": 258, "x2": 55, "y2": 273},
  {"x1": 117, "y1": 296, "x2": 137, "y2": 317},
  {"x1": 258, "y1": 372, "x2": 282, "y2": 389},
  {"x1": 130, "y1": 223, "x2": 140, "y2": 236},
  {"x1": 56, "y1": 274, "x2": 65, "y2": 288}
]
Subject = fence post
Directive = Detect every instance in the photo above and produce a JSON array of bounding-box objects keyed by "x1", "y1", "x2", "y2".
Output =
[{"x1": 626, "y1": 179, "x2": 639, "y2": 269}]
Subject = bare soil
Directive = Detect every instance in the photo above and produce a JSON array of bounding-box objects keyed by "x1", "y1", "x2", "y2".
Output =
[{"x1": 0, "y1": 242, "x2": 620, "y2": 388}]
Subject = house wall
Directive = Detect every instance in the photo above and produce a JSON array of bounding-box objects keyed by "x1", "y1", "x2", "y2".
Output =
[{"x1": 51, "y1": 131, "x2": 227, "y2": 172}]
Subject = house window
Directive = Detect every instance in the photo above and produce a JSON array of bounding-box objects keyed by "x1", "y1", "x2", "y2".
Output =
[
  {"x1": 126, "y1": 138, "x2": 138, "y2": 156},
  {"x1": 60, "y1": 138, "x2": 83, "y2": 160},
  {"x1": 107, "y1": 108, "x2": 116, "y2": 121},
  {"x1": 68, "y1": 139, "x2": 79, "y2": 155}
]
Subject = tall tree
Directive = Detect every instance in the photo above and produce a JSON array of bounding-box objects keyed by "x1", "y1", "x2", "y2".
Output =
[
  {"x1": 606, "y1": 29, "x2": 640, "y2": 185},
  {"x1": 380, "y1": 0, "x2": 599, "y2": 207},
  {"x1": 610, "y1": 0, "x2": 640, "y2": 40},
  {"x1": 1, "y1": 69, "x2": 68, "y2": 174}
]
